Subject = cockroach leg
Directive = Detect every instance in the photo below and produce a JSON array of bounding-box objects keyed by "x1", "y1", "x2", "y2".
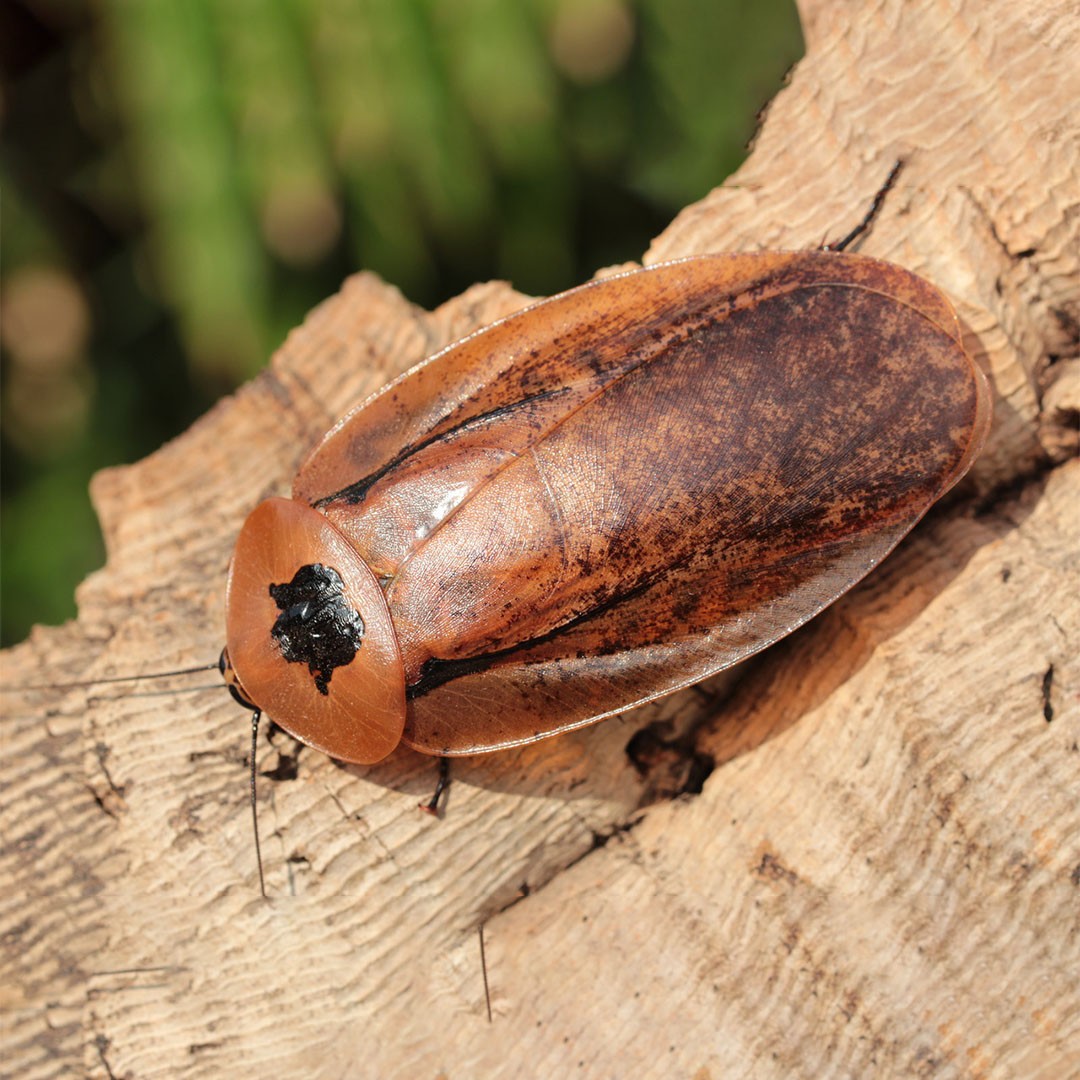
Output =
[{"x1": 419, "y1": 756, "x2": 451, "y2": 816}]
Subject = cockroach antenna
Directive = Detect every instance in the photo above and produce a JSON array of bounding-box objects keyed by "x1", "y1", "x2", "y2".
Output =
[
  {"x1": 250, "y1": 710, "x2": 267, "y2": 899},
  {"x1": 2, "y1": 661, "x2": 221, "y2": 692}
]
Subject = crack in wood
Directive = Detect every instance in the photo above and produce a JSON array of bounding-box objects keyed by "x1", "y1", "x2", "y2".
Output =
[{"x1": 1041, "y1": 663, "x2": 1055, "y2": 723}]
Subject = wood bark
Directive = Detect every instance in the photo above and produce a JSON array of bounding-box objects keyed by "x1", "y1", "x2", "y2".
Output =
[{"x1": 2, "y1": 0, "x2": 1078, "y2": 1076}]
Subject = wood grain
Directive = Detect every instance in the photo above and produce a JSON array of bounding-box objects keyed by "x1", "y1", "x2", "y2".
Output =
[{"x1": 2, "y1": 0, "x2": 1077, "y2": 1076}]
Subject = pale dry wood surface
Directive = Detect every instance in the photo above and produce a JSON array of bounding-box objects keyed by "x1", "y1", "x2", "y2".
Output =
[{"x1": 2, "y1": 0, "x2": 1078, "y2": 1077}]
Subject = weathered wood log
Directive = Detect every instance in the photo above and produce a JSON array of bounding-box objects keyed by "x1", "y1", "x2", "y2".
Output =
[{"x1": 2, "y1": 0, "x2": 1077, "y2": 1076}]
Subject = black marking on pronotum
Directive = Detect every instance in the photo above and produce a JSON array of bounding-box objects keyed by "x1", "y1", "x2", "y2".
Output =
[{"x1": 269, "y1": 564, "x2": 364, "y2": 695}]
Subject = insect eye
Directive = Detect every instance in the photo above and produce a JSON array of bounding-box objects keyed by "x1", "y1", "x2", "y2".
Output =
[{"x1": 218, "y1": 646, "x2": 257, "y2": 711}]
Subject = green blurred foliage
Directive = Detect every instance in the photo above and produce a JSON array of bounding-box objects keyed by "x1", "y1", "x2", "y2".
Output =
[{"x1": 0, "y1": 0, "x2": 802, "y2": 646}]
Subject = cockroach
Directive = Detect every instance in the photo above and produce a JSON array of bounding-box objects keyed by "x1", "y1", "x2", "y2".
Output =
[
  {"x1": 221, "y1": 246, "x2": 990, "y2": 763},
  {"x1": 9, "y1": 166, "x2": 993, "y2": 895}
]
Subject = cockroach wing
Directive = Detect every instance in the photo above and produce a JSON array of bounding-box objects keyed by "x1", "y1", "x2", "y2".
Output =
[
  {"x1": 295, "y1": 252, "x2": 965, "y2": 578},
  {"x1": 298, "y1": 252, "x2": 990, "y2": 755}
]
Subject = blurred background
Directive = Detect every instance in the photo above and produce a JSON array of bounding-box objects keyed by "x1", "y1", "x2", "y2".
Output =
[{"x1": 0, "y1": 0, "x2": 802, "y2": 647}]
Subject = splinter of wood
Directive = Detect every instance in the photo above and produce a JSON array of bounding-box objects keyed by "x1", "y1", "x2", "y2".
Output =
[
  {"x1": 823, "y1": 160, "x2": 904, "y2": 252},
  {"x1": 480, "y1": 923, "x2": 493, "y2": 1024}
]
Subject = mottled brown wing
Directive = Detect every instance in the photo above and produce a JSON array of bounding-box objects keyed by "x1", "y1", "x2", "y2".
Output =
[
  {"x1": 402, "y1": 526, "x2": 914, "y2": 756},
  {"x1": 392, "y1": 260, "x2": 986, "y2": 753},
  {"x1": 296, "y1": 252, "x2": 988, "y2": 755},
  {"x1": 295, "y1": 252, "x2": 963, "y2": 578}
]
